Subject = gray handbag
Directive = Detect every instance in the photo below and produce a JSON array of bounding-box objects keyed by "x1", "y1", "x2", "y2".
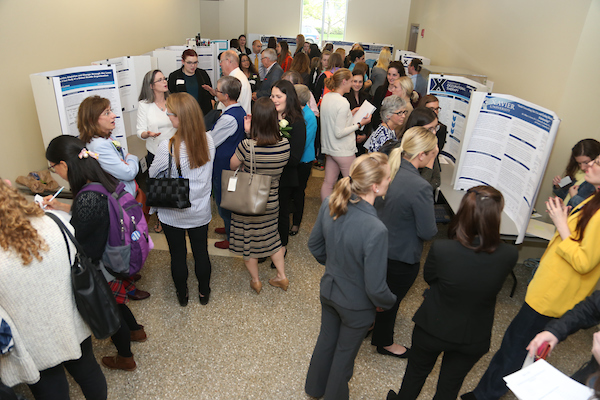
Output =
[{"x1": 220, "y1": 141, "x2": 272, "y2": 215}]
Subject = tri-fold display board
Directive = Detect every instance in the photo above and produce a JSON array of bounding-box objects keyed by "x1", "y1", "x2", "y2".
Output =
[{"x1": 428, "y1": 74, "x2": 561, "y2": 243}]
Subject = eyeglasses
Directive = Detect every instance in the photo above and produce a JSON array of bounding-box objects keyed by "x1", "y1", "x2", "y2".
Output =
[
  {"x1": 101, "y1": 109, "x2": 113, "y2": 117},
  {"x1": 166, "y1": 112, "x2": 177, "y2": 117},
  {"x1": 428, "y1": 106, "x2": 442, "y2": 112},
  {"x1": 153, "y1": 77, "x2": 167, "y2": 83},
  {"x1": 586, "y1": 157, "x2": 600, "y2": 167},
  {"x1": 394, "y1": 110, "x2": 408, "y2": 116},
  {"x1": 185, "y1": 61, "x2": 199, "y2": 65},
  {"x1": 48, "y1": 163, "x2": 58, "y2": 173}
]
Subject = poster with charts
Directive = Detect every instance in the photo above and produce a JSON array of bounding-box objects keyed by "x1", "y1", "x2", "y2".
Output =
[
  {"x1": 454, "y1": 92, "x2": 560, "y2": 243},
  {"x1": 50, "y1": 65, "x2": 128, "y2": 153},
  {"x1": 427, "y1": 75, "x2": 488, "y2": 163}
]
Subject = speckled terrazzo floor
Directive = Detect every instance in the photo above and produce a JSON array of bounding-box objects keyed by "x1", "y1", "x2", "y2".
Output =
[{"x1": 13, "y1": 170, "x2": 596, "y2": 400}]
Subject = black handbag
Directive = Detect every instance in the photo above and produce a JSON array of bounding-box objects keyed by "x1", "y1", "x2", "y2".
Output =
[
  {"x1": 46, "y1": 213, "x2": 121, "y2": 340},
  {"x1": 146, "y1": 148, "x2": 191, "y2": 209}
]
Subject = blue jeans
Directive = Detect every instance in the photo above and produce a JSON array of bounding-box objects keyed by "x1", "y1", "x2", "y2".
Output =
[{"x1": 472, "y1": 302, "x2": 554, "y2": 400}]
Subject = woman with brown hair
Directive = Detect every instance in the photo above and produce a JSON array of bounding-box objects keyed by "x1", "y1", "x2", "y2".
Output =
[
  {"x1": 239, "y1": 53, "x2": 261, "y2": 94},
  {"x1": 276, "y1": 40, "x2": 293, "y2": 72},
  {"x1": 229, "y1": 97, "x2": 291, "y2": 294},
  {"x1": 289, "y1": 51, "x2": 312, "y2": 86},
  {"x1": 79, "y1": 96, "x2": 139, "y2": 197},
  {"x1": 387, "y1": 185, "x2": 518, "y2": 400},
  {"x1": 305, "y1": 153, "x2": 396, "y2": 400},
  {"x1": 149, "y1": 93, "x2": 215, "y2": 306},
  {"x1": 319, "y1": 68, "x2": 372, "y2": 200},
  {"x1": 372, "y1": 61, "x2": 407, "y2": 127},
  {"x1": 463, "y1": 154, "x2": 600, "y2": 400},
  {"x1": 0, "y1": 179, "x2": 107, "y2": 398},
  {"x1": 313, "y1": 51, "x2": 344, "y2": 103}
]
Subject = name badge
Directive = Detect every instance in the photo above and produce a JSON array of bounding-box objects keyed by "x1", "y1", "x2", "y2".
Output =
[
  {"x1": 176, "y1": 79, "x2": 185, "y2": 85},
  {"x1": 227, "y1": 177, "x2": 238, "y2": 191}
]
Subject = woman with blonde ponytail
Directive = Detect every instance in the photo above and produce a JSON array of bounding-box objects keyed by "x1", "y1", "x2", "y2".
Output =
[
  {"x1": 306, "y1": 153, "x2": 397, "y2": 399},
  {"x1": 371, "y1": 126, "x2": 439, "y2": 359}
]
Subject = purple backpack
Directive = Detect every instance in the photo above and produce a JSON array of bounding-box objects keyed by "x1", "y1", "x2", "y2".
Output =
[{"x1": 80, "y1": 182, "x2": 153, "y2": 278}]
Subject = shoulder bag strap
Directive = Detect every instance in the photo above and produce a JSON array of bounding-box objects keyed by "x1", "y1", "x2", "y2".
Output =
[{"x1": 45, "y1": 213, "x2": 86, "y2": 264}]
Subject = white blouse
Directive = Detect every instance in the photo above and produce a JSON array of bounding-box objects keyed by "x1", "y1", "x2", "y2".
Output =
[{"x1": 136, "y1": 101, "x2": 177, "y2": 155}]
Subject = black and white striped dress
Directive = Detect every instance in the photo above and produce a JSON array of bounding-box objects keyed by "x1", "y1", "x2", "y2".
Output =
[{"x1": 229, "y1": 138, "x2": 290, "y2": 259}]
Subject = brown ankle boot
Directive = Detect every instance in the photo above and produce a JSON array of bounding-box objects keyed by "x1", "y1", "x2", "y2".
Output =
[
  {"x1": 102, "y1": 354, "x2": 136, "y2": 371},
  {"x1": 130, "y1": 326, "x2": 147, "y2": 342}
]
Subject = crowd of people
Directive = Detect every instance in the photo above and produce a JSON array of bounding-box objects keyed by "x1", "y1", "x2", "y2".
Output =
[{"x1": 1, "y1": 36, "x2": 600, "y2": 400}]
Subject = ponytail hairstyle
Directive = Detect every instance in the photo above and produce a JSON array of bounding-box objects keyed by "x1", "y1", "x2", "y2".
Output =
[
  {"x1": 389, "y1": 126, "x2": 437, "y2": 181},
  {"x1": 448, "y1": 185, "x2": 504, "y2": 253},
  {"x1": 325, "y1": 68, "x2": 352, "y2": 91},
  {"x1": 565, "y1": 139, "x2": 600, "y2": 179},
  {"x1": 329, "y1": 153, "x2": 389, "y2": 220},
  {"x1": 398, "y1": 76, "x2": 419, "y2": 103}
]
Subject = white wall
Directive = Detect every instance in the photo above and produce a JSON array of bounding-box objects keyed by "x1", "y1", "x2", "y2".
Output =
[
  {"x1": 0, "y1": 0, "x2": 201, "y2": 183},
  {"x1": 407, "y1": 0, "x2": 598, "y2": 210}
]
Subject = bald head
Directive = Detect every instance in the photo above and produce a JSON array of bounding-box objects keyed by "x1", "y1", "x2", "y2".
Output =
[
  {"x1": 220, "y1": 50, "x2": 239, "y2": 75},
  {"x1": 252, "y1": 40, "x2": 262, "y2": 55}
]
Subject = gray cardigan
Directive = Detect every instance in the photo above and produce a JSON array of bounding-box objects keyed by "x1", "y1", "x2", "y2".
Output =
[
  {"x1": 375, "y1": 158, "x2": 437, "y2": 263},
  {"x1": 308, "y1": 197, "x2": 397, "y2": 311}
]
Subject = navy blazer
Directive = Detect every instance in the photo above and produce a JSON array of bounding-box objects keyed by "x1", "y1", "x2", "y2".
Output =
[
  {"x1": 309, "y1": 197, "x2": 397, "y2": 311},
  {"x1": 375, "y1": 158, "x2": 437, "y2": 263},
  {"x1": 257, "y1": 63, "x2": 284, "y2": 98},
  {"x1": 413, "y1": 239, "x2": 517, "y2": 345}
]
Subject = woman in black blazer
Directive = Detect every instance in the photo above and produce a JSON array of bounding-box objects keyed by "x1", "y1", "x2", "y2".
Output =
[
  {"x1": 387, "y1": 185, "x2": 518, "y2": 400},
  {"x1": 305, "y1": 153, "x2": 397, "y2": 400},
  {"x1": 344, "y1": 63, "x2": 372, "y2": 155}
]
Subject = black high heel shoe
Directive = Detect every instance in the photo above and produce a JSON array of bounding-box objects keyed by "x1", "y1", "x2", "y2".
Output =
[{"x1": 176, "y1": 289, "x2": 189, "y2": 307}]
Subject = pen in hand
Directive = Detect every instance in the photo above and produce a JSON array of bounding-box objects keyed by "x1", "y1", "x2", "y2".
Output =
[{"x1": 43, "y1": 186, "x2": 65, "y2": 209}]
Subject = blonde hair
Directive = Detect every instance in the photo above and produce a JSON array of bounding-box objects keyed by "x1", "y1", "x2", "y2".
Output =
[
  {"x1": 329, "y1": 153, "x2": 389, "y2": 220},
  {"x1": 375, "y1": 47, "x2": 392, "y2": 70},
  {"x1": 325, "y1": 68, "x2": 352, "y2": 91},
  {"x1": 389, "y1": 126, "x2": 437, "y2": 180},
  {"x1": 0, "y1": 180, "x2": 48, "y2": 264},
  {"x1": 398, "y1": 76, "x2": 419, "y2": 103}
]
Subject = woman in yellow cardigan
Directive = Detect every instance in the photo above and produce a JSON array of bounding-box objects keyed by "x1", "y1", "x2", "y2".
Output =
[{"x1": 462, "y1": 155, "x2": 600, "y2": 400}]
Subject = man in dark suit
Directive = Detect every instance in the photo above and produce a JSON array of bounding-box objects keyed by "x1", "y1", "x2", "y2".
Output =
[{"x1": 254, "y1": 48, "x2": 283, "y2": 99}]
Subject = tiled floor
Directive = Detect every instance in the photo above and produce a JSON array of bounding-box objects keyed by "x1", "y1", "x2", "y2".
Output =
[{"x1": 13, "y1": 170, "x2": 595, "y2": 399}]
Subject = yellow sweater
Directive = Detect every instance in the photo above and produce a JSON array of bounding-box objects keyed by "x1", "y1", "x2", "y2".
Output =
[{"x1": 526, "y1": 195, "x2": 600, "y2": 318}]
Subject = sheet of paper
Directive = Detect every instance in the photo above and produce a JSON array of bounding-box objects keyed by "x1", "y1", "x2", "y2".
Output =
[
  {"x1": 526, "y1": 219, "x2": 556, "y2": 241},
  {"x1": 559, "y1": 176, "x2": 572, "y2": 187},
  {"x1": 352, "y1": 100, "x2": 376, "y2": 126},
  {"x1": 504, "y1": 359, "x2": 594, "y2": 400}
]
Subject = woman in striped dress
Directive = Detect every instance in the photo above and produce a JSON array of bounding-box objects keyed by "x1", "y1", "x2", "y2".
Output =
[{"x1": 229, "y1": 97, "x2": 291, "y2": 294}]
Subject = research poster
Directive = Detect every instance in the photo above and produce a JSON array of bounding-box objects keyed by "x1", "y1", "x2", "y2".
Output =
[
  {"x1": 427, "y1": 75, "x2": 488, "y2": 162},
  {"x1": 454, "y1": 92, "x2": 560, "y2": 243},
  {"x1": 51, "y1": 65, "x2": 128, "y2": 153},
  {"x1": 93, "y1": 57, "x2": 137, "y2": 111}
]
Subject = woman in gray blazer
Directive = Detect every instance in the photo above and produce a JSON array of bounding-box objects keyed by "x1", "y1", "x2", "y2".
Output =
[
  {"x1": 305, "y1": 153, "x2": 397, "y2": 400},
  {"x1": 386, "y1": 185, "x2": 517, "y2": 400},
  {"x1": 371, "y1": 127, "x2": 439, "y2": 358}
]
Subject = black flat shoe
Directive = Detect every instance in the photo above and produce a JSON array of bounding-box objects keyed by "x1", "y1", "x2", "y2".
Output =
[
  {"x1": 199, "y1": 293, "x2": 210, "y2": 305},
  {"x1": 177, "y1": 290, "x2": 189, "y2": 307},
  {"x1": 289, "y1": 226, "x2": 299, "y2": 236},
  {"x1": 387, "y1": 390, "x2": 400, "y2": 400},
  {"x1": 376, "y1": 346, "x2": 410, "y2": 359}
]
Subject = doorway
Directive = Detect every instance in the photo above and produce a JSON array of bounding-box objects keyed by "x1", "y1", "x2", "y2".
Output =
[{"x1": 408, "y1": 24, "x2": 419, "y2": 52}]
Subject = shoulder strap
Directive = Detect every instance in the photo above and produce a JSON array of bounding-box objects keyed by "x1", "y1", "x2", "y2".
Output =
[{"x1": 45, "y1": 213, "x2": 88, "y2": 263}]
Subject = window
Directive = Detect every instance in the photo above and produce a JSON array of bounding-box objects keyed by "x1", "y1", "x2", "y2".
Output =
[{"x1": 301, "y1": 0, "x2": 349, "y2": 45}]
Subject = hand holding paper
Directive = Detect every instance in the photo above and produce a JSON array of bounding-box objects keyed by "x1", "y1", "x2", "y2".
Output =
[{"x1": 352, "y1": 100, "x2": 376, "y2": 127}]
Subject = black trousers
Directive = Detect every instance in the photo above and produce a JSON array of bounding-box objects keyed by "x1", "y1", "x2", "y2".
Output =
[
  {"x1": 162, "y1": 222, "x2": 212, "y2": 297},
  {"x1": 290, "y1": 162, "x2": 312, "y2": 227},
  {"x1": 111, "y1": 303, "x2": 141, "y2": 358},
  {"x1": 372, "y1": 259, "x2": 420, "y2": 347},
  {"x1": 395, "y1": 325, "x2": 488, "y2": 400},
  {"x1": 28, "y1": 337, "x2": 107, "y2": 400},
  {"x1": 278, "y1": 186, "x2": 293, "y2": 247}
]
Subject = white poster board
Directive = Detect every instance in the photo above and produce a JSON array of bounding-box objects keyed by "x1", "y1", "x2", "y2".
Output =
[
  {"x1": 152, "y1": 44, "x2": 218, "y2": 90},
  {"x1": 396, "y1": 50, "x2": 431, "y2": 73},
  {"x1": 92, "y1": 55, "x2": 152, "y2": 112},
  {"x1": 453, "y1": 92, "x2": 560, "y2": 243},
  {"x1": 427, "y1": 74, "x2": 488, "y2": 162}
]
